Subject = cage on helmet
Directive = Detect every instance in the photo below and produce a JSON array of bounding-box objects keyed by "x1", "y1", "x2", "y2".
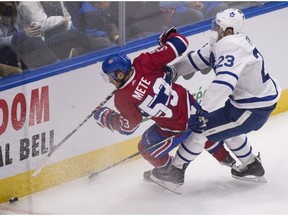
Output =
[
  {"x1": 214, "y1": 8, "x2": 245, "y2": 34},
  {"x1": 102, "y1": 53, "x2": 132, "y2": 81}
]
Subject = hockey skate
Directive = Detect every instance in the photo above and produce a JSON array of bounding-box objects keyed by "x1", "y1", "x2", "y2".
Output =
[
  {"x1": 143, "y1": 170, "x2": 152, "y2": 182},
  {"x1": 149, "y1": 164, "x2": 189, "y2": 194},
  {"x1": 219, "y1": 154, "x2": 236, "y2": 168},
  {"x1": 231, "y1": 153, "x2": 267, "y2": 183},
  {"x1": 143, "y1": 167, "x2": 171, "y2": 183}
]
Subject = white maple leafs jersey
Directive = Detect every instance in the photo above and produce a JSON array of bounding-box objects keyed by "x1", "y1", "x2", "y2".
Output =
[{"x1": 173, "y1": 34, "x2": 281, "y2": 112}]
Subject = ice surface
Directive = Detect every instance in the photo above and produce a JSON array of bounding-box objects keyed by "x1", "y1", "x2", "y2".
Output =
[{"x1": 1, "y1": 112, "x2": 288, "y2": 214}]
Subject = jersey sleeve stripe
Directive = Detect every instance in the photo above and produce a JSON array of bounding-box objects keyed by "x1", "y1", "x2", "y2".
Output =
[
  {"x1": 167, "y1": 36, "x2": 188, "y2": 57},
  {"x1": 213, "y1": 80, "x2": 235, "y2": 91},
  {"x1": 216, "y1": 71, "x2": 239, "y2": 80},
  {"x1": 188, "y1": 53, "x2": 200, "y2": 71},
  {"x1": 197, "y1": 49, "x2": 210, "y2": 66}
]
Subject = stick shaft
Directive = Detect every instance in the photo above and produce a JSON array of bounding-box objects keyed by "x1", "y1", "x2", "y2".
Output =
[
  {"x1": 89, "y1": 128, "x2": 190, "y2": 179},
  {"x1": 32, "y1": 90, "x2": 117, "y2": 177}
]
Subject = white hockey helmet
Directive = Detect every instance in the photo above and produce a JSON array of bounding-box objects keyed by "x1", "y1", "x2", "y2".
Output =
[{"x1": 214, "y1": 8, "x2": 245, "y2": 34}]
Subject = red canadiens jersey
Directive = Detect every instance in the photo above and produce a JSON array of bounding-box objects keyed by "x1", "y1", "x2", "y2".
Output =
[{"x1": 113, "y1": 33, "x2": 191, "y2": 135}]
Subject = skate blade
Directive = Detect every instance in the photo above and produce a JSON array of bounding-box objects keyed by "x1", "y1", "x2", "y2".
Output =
[
  {"x1": 150, "y1": 175, "x2": 182, "y2": 194},
  {"x1": 143, "y1": 177, "x2": 152, "y2": 183},
  {"x1": 232, "y1": 174, "x2": 267, "y2": 183},
  {"x1": 143, "y1": 176, "x2": 153, "y2": 183}
]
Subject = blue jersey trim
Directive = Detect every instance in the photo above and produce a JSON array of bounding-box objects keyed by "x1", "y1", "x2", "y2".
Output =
[
  {"x1": 168, "y1": 36, "x2": 188, "y2": 56},
  {"x1": 197, "y1": 49, "x2": 210, "y2": 66},
  {"x1": 231, "y1": 77, "x2": 279, "y2": 104},
  {"x1": 232, "y1": 93, "x2": 279, "y2": 104},
  {"x1": 188, "y1": 54, "x2": 200, "y2": 71},
  {"x1": 216, "y1": 71, "x2": 239, "y2": 80},
  {"x1": 213, "y1": 80, "x2": 235, "y2": 91}
]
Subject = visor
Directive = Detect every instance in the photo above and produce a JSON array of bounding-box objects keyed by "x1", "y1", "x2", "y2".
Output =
[{"x1": 101, "y1": 71, "x2": 114, "y2": 83}]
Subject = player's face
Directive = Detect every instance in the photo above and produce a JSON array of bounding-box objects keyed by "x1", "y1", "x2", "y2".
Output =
[
  {"x1": 108, "y1": 72, "x2": 125, "y2": 89},
  {"x1": 216, "y1": 27, "x2": 224, "y2": 41},
  {"x1": 211, "y1": 20, "x2": 222, "y2": 42},
  {"x1": 109, "y1": 76, "x2": 121, "y2": 88}
]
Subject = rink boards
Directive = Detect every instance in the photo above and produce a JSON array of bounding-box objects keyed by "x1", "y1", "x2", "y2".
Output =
[{"x1": 0, "y1": 5, "x2": 287, "y2": 204}]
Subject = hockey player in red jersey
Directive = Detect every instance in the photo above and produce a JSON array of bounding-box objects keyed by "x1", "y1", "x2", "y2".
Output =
[{"x1": 94, "y1": 27, "x2": 235, "y2": 184}]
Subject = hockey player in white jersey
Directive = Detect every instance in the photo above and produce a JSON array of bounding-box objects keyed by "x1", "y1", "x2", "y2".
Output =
[{"x1": 149, "y1": 8, "x2": 281, "y2": 192}]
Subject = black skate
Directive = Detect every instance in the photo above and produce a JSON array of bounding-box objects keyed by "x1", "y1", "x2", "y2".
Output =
[
  {"x1": 143, "y1": 170, "x2": 152, "y2": 182},
  {"x1": 149, "y1": 164, "x2": 189, "y2": 194},
  {"x1": 219, "y1": 154, "x2": 236, "y2": 168},
  {"x1": 143, "y1": 167, "x2": 170, "y2": 183},
  {"x1": 231, "y1": 153, "x2": 267, "y2": 183}
]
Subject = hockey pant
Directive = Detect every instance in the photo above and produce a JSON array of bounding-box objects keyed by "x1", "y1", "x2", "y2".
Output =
[
  {"x1": 173, "y1": 100, "x2": 276, "y2": 167},
  {"x1": 138, "y1": 124, "x2": 231, "y2": 168}
]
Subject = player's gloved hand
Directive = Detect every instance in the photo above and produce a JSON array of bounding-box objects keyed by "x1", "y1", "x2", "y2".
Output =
[
  {"x1": 158, "y1": 26, "x2": 177, "y2": 46},
  {"x1": 164, "y1": 65, "x2": 179, "y2": 82},
  {"x1": 188, "y1": 109, "x2": 208, "y2": 133},
  {"x1": 93, "y1": 107, "x2": 117, "y2": 130}
]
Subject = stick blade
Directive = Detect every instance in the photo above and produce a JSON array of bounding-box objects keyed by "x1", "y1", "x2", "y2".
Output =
[{"x1": 88, "y1": 172, "x2": 99, "y2": 179}]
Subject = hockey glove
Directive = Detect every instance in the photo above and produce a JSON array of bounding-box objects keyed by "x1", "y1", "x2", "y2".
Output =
[
  {"x1": 164, "y1": 65, "x2": 179, "y2": 82},
  {"x1": 158, "y1": 27, "x2": 177, "y2": 46},
  {"x1": 188, "y1": 109, "x2": 208, "y2": 133},
  {"x1": 94, "y1": 107, "x2": 118, "y2": 131}
]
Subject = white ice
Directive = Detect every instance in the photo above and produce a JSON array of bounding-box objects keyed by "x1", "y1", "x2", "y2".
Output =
[{"x1": 1, "y1": 112, "x2": 288, "y2": 214}]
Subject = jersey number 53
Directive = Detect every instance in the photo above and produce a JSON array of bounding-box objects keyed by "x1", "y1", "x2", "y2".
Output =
[{"x1": 138, "y1": 77, "x2": 178, "y2": 118}]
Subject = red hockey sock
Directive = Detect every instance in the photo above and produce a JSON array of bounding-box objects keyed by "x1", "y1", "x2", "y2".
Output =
[
  {"x1": 205, "y1": 141, "x2": 229, "y2": 162},
  {"x1": 138, "y1": 141, "x2": 171, "y2": 168}
]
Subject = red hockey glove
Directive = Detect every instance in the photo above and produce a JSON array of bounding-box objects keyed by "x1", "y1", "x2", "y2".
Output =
[
  {"x1": 158, "y1": 26, "x2": 177, "y2": 46},
  {"x1": 93, "y1": 107, "x2": 118, "y2": 131}
]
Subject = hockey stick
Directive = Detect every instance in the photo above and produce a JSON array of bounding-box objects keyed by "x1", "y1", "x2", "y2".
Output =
[
  {"x1": 88, "y1": 128, "x2": 191, "y2": 179},
  {"x1": 32, "y1": 89, "x2": 117, "y2": 177}
]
